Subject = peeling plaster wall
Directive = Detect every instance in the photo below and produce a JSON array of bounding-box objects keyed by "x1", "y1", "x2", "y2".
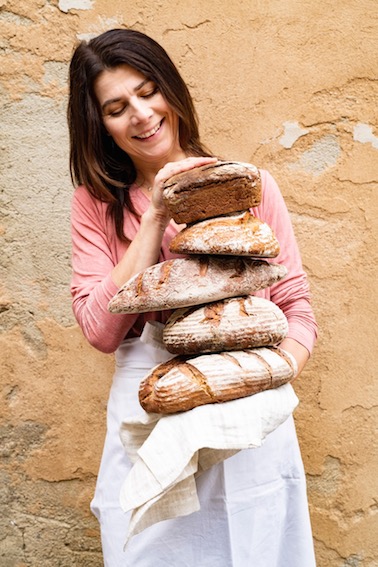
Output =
[{"x1": 1, "y1": 1, "x2": 377, "y2": 565}]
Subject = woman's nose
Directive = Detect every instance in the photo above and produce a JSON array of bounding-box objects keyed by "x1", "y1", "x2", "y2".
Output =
[{"x1": 130, "y1": 98, "x2": 152, "y2": 124}]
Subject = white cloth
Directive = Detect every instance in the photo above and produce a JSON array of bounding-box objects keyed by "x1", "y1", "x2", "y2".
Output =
[
  {"x1": 120, "y1": 321, "x2": 299, "y2": 544},
  {"x1": 120, "y1": 383, "x2": 299, "y2": 544},
  {"x1": 90, "y1": 332, "x2": 317, "y2": 567}
]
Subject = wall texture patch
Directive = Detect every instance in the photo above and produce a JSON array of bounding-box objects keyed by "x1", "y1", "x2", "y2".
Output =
[{"x1": 58, "y1": 0, "x2": 94, "y2": 13}]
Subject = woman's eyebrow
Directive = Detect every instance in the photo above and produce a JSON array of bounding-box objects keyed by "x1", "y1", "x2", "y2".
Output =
[
  {"x1": 101, "y1": 79, "x2": 152, "y2": 112},
  {"x1": 134, "y1": 78, "x2": 151, "y2": 91}
]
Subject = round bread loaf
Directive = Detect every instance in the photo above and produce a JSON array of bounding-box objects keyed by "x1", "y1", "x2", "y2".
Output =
[
  {"x1": 169, "y1": 211, "x2": 280, "y2": 257},
  {"x1": 163, "y1": 296, "x2": 288, "y2": 354},
  {"x1": 162, "y1": 161, "x2": 261, "y2": 224},
  {"x1": 108, "y1": 256, "x2": 287, "y2": 314},
  {"x1": 139, "y1": 346, "x2": 296, "y2": 414}
]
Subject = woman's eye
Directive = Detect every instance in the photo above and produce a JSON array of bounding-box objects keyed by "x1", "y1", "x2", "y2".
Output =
[
  {"x1": 141, "y1": 86, "x2": 159, "y2": 99},
  {"x1": 109, "y1": 106, "x2": 126, "y2": 117}
]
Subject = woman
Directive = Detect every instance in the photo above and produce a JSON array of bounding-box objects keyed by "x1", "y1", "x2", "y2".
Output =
[{"x1": 68, "y1": 28, "x2": 318, "y2": 566}]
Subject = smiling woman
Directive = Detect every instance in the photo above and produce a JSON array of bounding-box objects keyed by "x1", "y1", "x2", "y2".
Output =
[
  {"x1": 67, "y1": 28, "x2": 317, "y2": 567},
  {"x1": 95, "y1": 65, "x2": 185, "y2": 180},
  {"x1": 67, "y1": 29, "x2": 213, "y2": 241}
]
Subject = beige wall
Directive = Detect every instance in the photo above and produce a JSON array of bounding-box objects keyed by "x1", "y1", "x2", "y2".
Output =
[{"x1": 1, "y1": 0, "x2": 377, "y2": 565}]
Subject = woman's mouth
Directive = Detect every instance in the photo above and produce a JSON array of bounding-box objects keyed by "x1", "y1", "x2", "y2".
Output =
[{"x1": 134, "y1": 119, "x2": 163, "y2": 140}]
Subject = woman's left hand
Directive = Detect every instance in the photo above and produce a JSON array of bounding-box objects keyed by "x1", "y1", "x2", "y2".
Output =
[{"x1": 279, "y1": 338, "x2": 310, "y2": 380}]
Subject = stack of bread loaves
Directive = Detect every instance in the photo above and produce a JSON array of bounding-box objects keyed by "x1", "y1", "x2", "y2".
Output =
[{"x1": 108, "y1": 161, "x2": 296, "y2": 414}]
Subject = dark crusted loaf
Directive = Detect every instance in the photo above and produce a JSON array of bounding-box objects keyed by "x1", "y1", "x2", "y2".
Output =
[{"x1": 162, "y1": 161, "x2": 261, "y2": 224}]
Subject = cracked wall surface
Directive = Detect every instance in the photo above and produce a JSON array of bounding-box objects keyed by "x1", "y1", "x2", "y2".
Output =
[{"x1": 1, "y1": 0, "x2": 377, "y2": 565}]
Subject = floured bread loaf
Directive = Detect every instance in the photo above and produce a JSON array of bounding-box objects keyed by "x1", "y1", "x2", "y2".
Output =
[
  {"x1": 163, "y1": 296, "x2": 288, "y2": 354},
  {"x1": 169, "y1": 211, "x2": 280, "y2": 257},
  {"x1": 139, "y1": 346, "x2": 296, "y2": 414},
  {"x1": 108, "y1": 256, "x2": 287, "y2": 314},
  {"x1": 162, "y1": 161, "x2": 261, "y2": 224}
]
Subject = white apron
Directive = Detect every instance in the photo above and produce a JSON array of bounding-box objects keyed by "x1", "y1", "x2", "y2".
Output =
[{"x1": 91, "y1": 337, "x2": 316, "y2": 567}]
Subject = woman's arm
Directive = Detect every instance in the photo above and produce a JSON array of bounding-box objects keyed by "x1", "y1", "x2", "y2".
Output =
[
  {"x1": 253, "y1": 170, "x2": 318, "y2": 376},
  {"x1": 71, "y1": 187, "x2": 141, "y2": 353},
  {"x1": 71, "y1": 156, "x2": 217, "y2": 354},
  {"x1": 110, "y1": 156, "x2": 217, "y2": 286},
  {"x1": 280, "y1": 337, "x2": 310, "y2": 377}
]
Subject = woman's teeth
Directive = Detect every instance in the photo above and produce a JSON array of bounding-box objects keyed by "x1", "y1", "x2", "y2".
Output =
[{"x1": 136, "y1": 121, "x2": 161, "y2": 139}]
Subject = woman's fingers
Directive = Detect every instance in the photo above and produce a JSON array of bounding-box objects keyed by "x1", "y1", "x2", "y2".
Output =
[
  {"x1": 156, "y1": 156, "x2": 217, "y2": 187},
  {"x1": 149, "y1": 156, "x2": 218, "y2": 215}
]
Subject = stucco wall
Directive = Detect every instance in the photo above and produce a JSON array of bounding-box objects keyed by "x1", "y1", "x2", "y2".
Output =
[{"x1": 1, "y1": 0, "x2": 377, "y2": 565}]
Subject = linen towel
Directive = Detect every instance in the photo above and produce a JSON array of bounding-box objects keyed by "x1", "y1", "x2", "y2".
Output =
[{"x1": 119, "y1": 380, "x2": 299, "y2": 546}]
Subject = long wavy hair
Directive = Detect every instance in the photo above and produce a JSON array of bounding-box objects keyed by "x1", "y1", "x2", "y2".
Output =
[{"x1": 67, "y1": 28, "x2": 212, "y2": 241}]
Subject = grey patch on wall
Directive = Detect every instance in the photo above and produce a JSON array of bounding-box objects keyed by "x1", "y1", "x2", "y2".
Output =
[
  {"x1": 353, "y1": 122, "x2": 378, "y2": 149},
  {"x1": 342, "y1": 554, "x2": 364, "y2": 567},
  {"x1": 58, "y1": 0, "x2": 94, "y2": 13},
  {"x1": 1, "y1": 95, "x2": 75, "y2": 339},
  {"x1": 288, "y1": 135, "x2": 341, "y2": 175},
  {"x1": 280, "y1": 121, "x2": 310, "y2": 149},
  {"x1": 0, "y1": 421, "x2": 49, "y2": 462}
]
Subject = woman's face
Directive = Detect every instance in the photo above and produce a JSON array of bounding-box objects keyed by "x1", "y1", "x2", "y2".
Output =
[{"x1": 94, "y1": 65, "x2": 184, "y2": 169}]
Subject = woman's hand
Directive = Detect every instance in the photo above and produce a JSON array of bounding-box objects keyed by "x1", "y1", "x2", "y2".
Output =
[
  {"x1": 148, "y1": 156, "x2": 218, "y2": 225},
  {"x1": 112, "y1": 156, "x2": 217, "y2": 287}
]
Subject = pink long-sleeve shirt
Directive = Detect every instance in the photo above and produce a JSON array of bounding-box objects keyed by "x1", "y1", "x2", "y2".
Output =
[{"x1": 70, "y1": 169, "x2": 317, "y2": 354}]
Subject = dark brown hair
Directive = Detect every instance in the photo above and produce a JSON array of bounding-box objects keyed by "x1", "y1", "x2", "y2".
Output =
[{"x1": 67, "y1": 28, "x2": 212, "y2": 241}]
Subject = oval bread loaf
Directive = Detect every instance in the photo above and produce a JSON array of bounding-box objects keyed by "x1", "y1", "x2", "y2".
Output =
[
  {"x1": 163, "y1": 296, "x2": 288, "y2": 354},
  {"x1": 108, "y1": 256, "x2": 287, "y2": 314},
  {"x1": 169, "y1": 211, "x2": 280, "y2": 257},
  {"x1": 139, "y1": 346, "x2": 296, "y2": 414},
  {"x1": 162, "y1": 161, "x2": 261, "y2": 224}
]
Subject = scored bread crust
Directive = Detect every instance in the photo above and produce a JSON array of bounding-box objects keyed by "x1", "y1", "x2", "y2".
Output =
[
  {"x1": 139, "y1": 346, "x2": 296, "y2": 414},
  {"x1": 169, "y1": 211, "x2": 280, "y2": 257},
  {"x1": 163, "y1": 296, "x2": 288, "y2": 354},
  {"x1": 108, "y1": 256, "x2": 287, "y2": 314},
  {"x1": 162, "y1": 161, "x2": 261, "y2": 224}
]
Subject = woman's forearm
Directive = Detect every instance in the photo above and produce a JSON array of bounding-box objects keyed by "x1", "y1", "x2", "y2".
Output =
[
  {"x1": 111, "y1": 156, "x2": 218, "y2": 288},
  {"x1": 111, "y1": 206, "x2": 170, "y2": 287},
  {"x1": 279, "y1": 337, "x2": 310, "y2": 378}
]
